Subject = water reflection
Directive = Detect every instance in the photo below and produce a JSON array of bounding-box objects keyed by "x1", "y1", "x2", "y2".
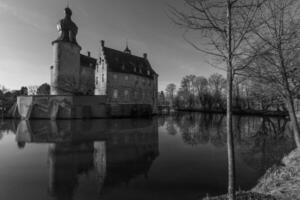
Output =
[
  {"x1": 14, "y1": 119, "x2": 159, "y2": 200},
  {"x1": 163, "y1": 113, "x2": 295, "y2": 172},
  {"x1": 0, "y1": 113, "x2": 295, "y2": 200}
]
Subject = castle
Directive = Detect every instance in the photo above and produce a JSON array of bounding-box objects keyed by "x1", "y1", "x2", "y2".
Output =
[{"x1": 17, "y1": 7, "x2": 158, "y2": 119}]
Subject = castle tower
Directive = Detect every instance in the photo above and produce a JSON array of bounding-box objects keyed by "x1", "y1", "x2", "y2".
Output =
[{"x1": 51, "y1": 7, "x2": 82, "y2": 95}]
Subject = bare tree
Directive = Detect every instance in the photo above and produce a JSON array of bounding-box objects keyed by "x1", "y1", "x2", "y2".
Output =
[
  {"x1": 244, "y1": 0, "x2": 300, "y2": 147},
  {"x1": 54, "y1": 74, "x2": 95, "y2": 95},
  {"x1": 165, "y1": 83, "x2": 177, "y2": 107},
  {"x1": 27, "y1": 85, "x2": 39, "y2": 95},
  {"x1": 169, "y1": 0, "x2": 266, "y2": 199}
]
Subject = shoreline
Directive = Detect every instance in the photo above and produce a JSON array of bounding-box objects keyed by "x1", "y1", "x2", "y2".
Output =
[
  {"x1": 204, "y1": 149, "x2": 300, "y2": 200},
  {"x1": 176, "y1": 109, "x2": 288, "y2": 117},
  {"x1": 252, "y1": 148, "x2": 300, "y2": 200}
]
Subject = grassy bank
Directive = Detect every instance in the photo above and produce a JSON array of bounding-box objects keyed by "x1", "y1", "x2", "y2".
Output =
[
  {"x1": 203, "y1": 149, "x2": 300, "y2": 200},
  {"x1": 252, "y1": 149, "x2": 300, "y2": 200},
  {"x1": 202, "y1": 192, "x2": 276, "y2": 200}
]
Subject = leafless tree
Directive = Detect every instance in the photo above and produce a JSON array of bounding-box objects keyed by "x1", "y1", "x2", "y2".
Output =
[
  {"x1": 165, "y1": 83, "x2": 177, "y2": 107},
  {"x1": 244, "y1": 0, "x2": 300, "y2": 148},
  {"x1": 55, "y1": 74, "x2": 94, "y2": 95},
  {"x1": 27, "y1": 85, "x2": 39, "y2": 95},
  {"x1": 169, "y1": 0, "x2": 266, "y2": 199}
]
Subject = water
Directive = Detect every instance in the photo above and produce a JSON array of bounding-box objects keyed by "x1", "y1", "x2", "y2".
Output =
[{"x1": 0, "y1": 113, "x2": 295, "y2": 200}]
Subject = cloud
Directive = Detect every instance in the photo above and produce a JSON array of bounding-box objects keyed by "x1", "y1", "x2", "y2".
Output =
[
  {"x1": 0, "y1": 1, "x2": 50, "y2": 32},
  {"x1": 178, "y1": 64, "x2": 197, "y2": 74}
]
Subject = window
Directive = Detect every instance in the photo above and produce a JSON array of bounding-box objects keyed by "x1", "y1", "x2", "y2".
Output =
[
  {"x1": 113, "y1": 89, "x2": 118, "y2": 99},
  {"x1": 134, "y1": 67, "x2": 136, "y2": 72},
  {"x1": 147, "y1": 70, "x2": 150, "y2": 75},
  {"x1": 122, "y1": 65, "x2": 125, "y2": 71},
  {"x1": 113, "y1": 74, "x2": 118, "y2": 79},
  {"x1": 102, "y1": 74, "x2": 104, "y2": 82},
  {"x1": 125, "y1": 75, "x2": 129, "y2": 81},
  {"x1": 96, "y1": 77, "x2": 98, "y2": 85},
  {"x1": 124, "y1": 90, "x2": 129, "y2": 100},
  {"x1": 134, "y1": 91, "x2": 138, "y2": 99}
]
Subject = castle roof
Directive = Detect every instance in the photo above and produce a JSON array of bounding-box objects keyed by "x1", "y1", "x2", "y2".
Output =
[
  {"x1": 102, "y1": 47, "x2": 158, "y2": 79},
  {"x1": 80, "y1": 54, "x2": 97, "y2": 69}
]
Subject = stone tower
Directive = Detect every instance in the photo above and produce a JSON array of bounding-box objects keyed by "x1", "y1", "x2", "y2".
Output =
[{"x1": 51, "y1": 7, "x2": 81, "y2": 95}]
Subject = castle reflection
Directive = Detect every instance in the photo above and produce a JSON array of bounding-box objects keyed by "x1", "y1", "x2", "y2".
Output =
[{"x1": 15, "y1": 119, "x2": 159, "y2": 200}]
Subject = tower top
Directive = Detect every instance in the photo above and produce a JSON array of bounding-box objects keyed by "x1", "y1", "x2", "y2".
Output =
[
  {"x1": 64, "y1": 7, "x2": 72, "y2": 17},
  {"x1": 52, "y1": 7, "x2": 79, "y2": 46},
  {"x1": 124, "y1": 41, "x2": 131, "y2": 54}
]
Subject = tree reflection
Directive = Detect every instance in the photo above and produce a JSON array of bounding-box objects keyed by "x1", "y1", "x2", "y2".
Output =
[{"x1": 164, "y1": 113, "x2": 295, "y2": 171}]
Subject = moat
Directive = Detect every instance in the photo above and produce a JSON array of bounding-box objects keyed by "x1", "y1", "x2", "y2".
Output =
[{"x1": 0, "y1": 113, "x2": 296, "y2": 200}]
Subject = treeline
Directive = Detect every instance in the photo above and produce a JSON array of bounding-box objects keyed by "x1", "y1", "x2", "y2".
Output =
[
  {"x1": 159, "y1": 73, "x2": 285, "y2": 113},
  {"x1": 0, "y1": 83, "x2": 50, "y2": 114}
]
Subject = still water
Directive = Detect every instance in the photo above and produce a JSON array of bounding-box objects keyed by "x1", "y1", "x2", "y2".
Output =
[{"x1": 0, "y1": 113, "x2": 296, "y2": 200}]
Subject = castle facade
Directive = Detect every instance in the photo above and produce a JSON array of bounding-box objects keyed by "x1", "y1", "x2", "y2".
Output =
[{"x1": 17, "y1": 7, "x2": 158, "y2": 119}]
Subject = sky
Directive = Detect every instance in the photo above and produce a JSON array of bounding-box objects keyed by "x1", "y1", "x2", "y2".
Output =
[{"x1": 0, "y1": 0, "x2": 223, "y2": 92}]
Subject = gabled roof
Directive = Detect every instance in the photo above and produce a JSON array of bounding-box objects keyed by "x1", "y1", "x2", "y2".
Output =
[
  {"x1": 80, "y1": 54, "x2": 97, "y2": 69},
  {"x1": 102, "y1": 47, "x2": 157, "y2": 79}
]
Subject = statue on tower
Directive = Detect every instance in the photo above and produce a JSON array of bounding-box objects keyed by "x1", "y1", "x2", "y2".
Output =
[{"x1": 54, "y1": 7, "x2": 79, "y2": 45}]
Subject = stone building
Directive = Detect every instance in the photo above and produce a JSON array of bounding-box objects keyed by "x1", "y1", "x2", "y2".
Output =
[
  {"x1": 16, "y1": 7, "x2": 158, "y2": 119},
  {"x1": 95, "y1": 41, "x2": 158, "y2": 107},
  {"x1": 51, "y1": 7, "x2": 97, "y2": 95}
]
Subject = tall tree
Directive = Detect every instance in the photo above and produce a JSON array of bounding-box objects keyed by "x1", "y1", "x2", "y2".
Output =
[
  {"x1": 165, "y1": 83, "x2": 177, "y2": 107},
  {"x1": 170, "y1": 0, "x2": 266, "y2": 199},
  {"x1": 245, "y1": 0, "x2": 300, "y2": 147}
]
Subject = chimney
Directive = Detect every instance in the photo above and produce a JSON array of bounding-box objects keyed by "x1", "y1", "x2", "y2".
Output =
[
  {"x1": 87, "y1": 51, "x2": 91, "y2": 57},
  {"x1": 143, "y1": 53, "x2": 148, "y2": 59},
  {"x1": 101, "y1": 40, "x2": 105, "y2": 47}
]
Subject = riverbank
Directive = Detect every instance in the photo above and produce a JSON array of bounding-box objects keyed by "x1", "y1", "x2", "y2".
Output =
[
  {"x1": 177, "y1": 108, "x2": 288, "y2": 117},
  {"x1": 252, "y1": 149, "x2": 300, "y2": 200},
  {"x1": 202, "y1": 192, "x2": 276, "y2": 200},
  {"x1": 203, "y1": 149, "x2": 300, "y2": 200}
]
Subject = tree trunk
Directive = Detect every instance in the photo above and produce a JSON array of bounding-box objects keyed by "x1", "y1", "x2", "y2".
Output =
[
  {"x1": 227, "y1": 1, "x2": 236, "y2": 200},
  {"x1": 285, "y1": 95, "x2": 300, "y2": 148}
]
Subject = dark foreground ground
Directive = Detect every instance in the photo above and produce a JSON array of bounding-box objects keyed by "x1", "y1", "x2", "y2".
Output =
[
  {"x1": 204, "y1": 149, "x2": 300, "y2": 200},
  {"x1": 203, "y1": 192, "x2": 276, "y2": 200}
]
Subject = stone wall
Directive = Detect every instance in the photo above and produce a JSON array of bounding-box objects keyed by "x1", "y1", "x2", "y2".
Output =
[
  {"x1": 17, "y1": 95, "x2": 154, "y2": 119},
  {"x1": 51, "y1": 41, "x2": 81, "y2": 95},
  {"x1": 95, "y1": 55, "x2": 107, "y2": 95},
  {"x1": 106, "y1": 71, "x2": 155, "y2": 105}
]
